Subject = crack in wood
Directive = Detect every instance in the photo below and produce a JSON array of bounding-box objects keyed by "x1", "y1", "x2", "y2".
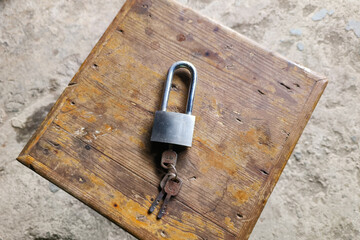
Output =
[{"x1": 204, "y1": 177, "x2": 230, "y2": 215}]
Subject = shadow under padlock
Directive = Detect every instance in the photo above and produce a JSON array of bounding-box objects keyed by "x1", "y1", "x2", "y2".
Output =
[{"x1": 150, "y1": 61, "x2": 197, "y2": 158}]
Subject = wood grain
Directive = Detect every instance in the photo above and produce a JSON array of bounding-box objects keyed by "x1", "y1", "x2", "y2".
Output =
[{"x1": 18, "y1": 0, "x2": 327, "y2": 239}]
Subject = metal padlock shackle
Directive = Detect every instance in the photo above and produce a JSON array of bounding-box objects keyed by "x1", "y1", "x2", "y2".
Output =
[
  {"x1": 160, "y1": 61, "x2": 197, "y2": 115},
  {"x1": 151, "y1": 61, "x2": 197, "y2": 147}
]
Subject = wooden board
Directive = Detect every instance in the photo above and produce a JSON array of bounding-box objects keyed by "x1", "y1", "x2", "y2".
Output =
[{"x1": 17, "y1": 0, "x2": 327, "y2": 239}]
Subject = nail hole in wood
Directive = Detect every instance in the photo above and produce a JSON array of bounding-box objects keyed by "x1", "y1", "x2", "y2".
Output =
[
  {"x1": 282, "y1": 129, "x2": 290, "y2": 136},
  {"x1": 85, "y1": 145, "x2": 91, "y2": 150},
  {"x1": 279, "y1": 82, "x2": 291, "y2": 90},
  {"x1": 49, "y1": 141, "x2": 60, "y2": 147},
  {"x1": 71, "y1": 101, "x2": 75, "y2": 105},
  {"x1": 171, "y1": 83, "x2": 179, "y2": 91},
  {"x1": 237, "y1": 213, "x2": 243, "y2": 219},
  {"x1": 226, "y1": 64, "x2": 235, "y2": 70}
]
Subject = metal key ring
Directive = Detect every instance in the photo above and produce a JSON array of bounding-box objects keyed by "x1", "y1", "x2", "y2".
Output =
[
  {"x1": 168, "y1": 164, "x2": 178, "y2": 180},
  {"x1": 160, "y1": 172, "x2": 176, "y2": 189}
]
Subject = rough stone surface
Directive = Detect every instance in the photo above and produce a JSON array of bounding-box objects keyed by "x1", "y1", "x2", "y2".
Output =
[
  {"x1": 0, "y1": 0, "x2": 359, "y2": 239},
  {"x1": 290, "y1": 28, "x2": 302, "y2": 36},
  {"x1": 312, "y1": 8, "x2": 328, "y2": 21},
  {"x1": 346, "y1": 20, "x2": 360, "y2": 38},
  {"x1": 48, "y1": 182, "x2": 60, "y2": 193},
  {"x1": 296, "y1": 42, "x2": 305, "y2": 51}
]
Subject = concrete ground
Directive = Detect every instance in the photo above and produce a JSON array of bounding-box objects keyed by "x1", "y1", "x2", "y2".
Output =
[{"x1": 1, "y1": 0, "x2": 359, "y2": 239}]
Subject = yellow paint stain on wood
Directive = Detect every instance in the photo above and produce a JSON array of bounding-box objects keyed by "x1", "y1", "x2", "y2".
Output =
[
  {"x1": 113, "y1": 114, "x2": 126, "y2": 123},
  {"x1": 225, "y1": 216, "x2": 236, "y2": 232},
  {"x1": 81, "y1": 112, "x2": 97, "y2": 123},
  {"x1": 195, "y1": 136, "x2": 242, "y2": 177},
  {"x1": 209, "y1": 155, "x2": 237, "y2": 175},
  {"x1": 129, "y1": 135, "x2": 145, "y2": 149},
  {"x1": 250, "y1": 182, "x2": 261, "y2": 192},
  {"x1": 60, "y1": 99, "x2": 77, "y2": 113},
  {"x1": 242, "y1": 127, "x2": 278, "y2": 158},
  {"x1": 103, "y1": 124, "x2": 113, "y2": 132},
  {"x1": 215, "y1": 189, "x2": 223, "y2": 197},
  {"x1": 228, "y1": 184, "x2": 250, "y2": 205},
  {"x1": 73, "y1": 87, "x2": 93, "y2": 105}
]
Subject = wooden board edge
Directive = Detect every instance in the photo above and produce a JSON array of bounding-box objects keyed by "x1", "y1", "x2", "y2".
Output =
[
  {"x1": 17, "y1": 94, "x2": 68, "y2": 159},
  {"x1": 17, "y1": 0, "x2": 135, "y2": 162},
  {"x1": 16, "y1": 154, "x2": 36, "y2": 169},
  {"x1": 243, "y1": 77, "x2": 328, "y2": 239}
]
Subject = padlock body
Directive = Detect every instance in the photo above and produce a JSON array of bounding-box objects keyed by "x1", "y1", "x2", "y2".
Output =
[{"x1": 151, "y1": 111, "x2": 195, "y2": 147}]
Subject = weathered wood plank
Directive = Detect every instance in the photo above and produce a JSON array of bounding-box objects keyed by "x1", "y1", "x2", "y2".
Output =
[
  {"x1": 25, "y1": 123, "x2": 232, "y2": 239},
  {"x1": 18, "y1": 0, "x2": 327, "y2": 239}
]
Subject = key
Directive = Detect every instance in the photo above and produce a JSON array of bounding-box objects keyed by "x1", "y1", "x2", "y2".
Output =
[
  {"x1": 160, "y1": 172, "x2": 176, "y2": 189},
  {"x1": 157, "y1": 177, "x2": 183, "y2": 219},
  {"x1": 161, "y1": 149, "x2": 177, "y2": 169},
  {"x1": 148, "y1": 174, "x2": 174, "y2": 213}
]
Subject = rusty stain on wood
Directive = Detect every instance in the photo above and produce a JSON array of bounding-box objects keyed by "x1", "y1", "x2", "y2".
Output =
[{"x1": 17, "y1": 0, "x2": 327, "y2": 239}]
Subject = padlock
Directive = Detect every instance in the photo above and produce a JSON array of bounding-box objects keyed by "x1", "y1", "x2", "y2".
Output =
[{"x1": 151, "y1": 61, "x2": 197, "y2": 147}]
